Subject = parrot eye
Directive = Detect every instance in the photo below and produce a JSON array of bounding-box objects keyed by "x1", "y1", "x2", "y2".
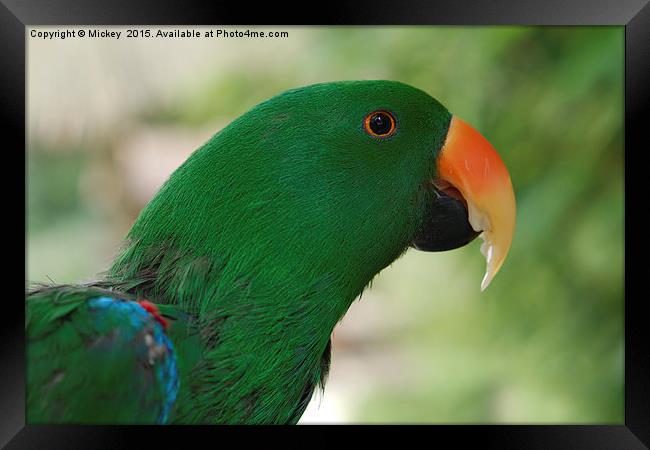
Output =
[{"x1": 364, "y1": 110, "x2": 396, "y2": 138}]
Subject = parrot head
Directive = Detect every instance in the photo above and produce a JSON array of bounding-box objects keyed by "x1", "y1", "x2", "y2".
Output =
[
  {"x1": 124, "y1": 80, "x2": 515, "y2": 299},
  {"x1": 105, "y1": 80, "x2": 517, "y2": 423}
]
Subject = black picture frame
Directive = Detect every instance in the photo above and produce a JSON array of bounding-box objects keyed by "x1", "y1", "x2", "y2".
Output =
[{"x1": 2, "y1": 1, "x2": 648, "y2": 447}]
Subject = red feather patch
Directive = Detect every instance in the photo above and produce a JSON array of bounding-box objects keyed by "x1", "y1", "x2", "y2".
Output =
[{"x1": 137, "y1": 299, "x2": 169, "y2": 330}]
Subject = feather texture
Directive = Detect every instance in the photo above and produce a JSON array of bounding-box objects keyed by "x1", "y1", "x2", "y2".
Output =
[
  {"x1": 27, "y1": 81, "x2": 453, "y2": 423},
  {"x1": 27, "y1": 286, "x2": 179, "y2": 423}
]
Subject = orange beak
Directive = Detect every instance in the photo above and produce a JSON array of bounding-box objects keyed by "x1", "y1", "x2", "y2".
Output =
[{"x1": 436, "y1": 117, "x2": 516, "y2": 290}]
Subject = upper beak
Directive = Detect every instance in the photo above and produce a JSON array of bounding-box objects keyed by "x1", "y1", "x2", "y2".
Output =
[{"x1": 436, "y1": 116, "x2": 516, "y2": 290}]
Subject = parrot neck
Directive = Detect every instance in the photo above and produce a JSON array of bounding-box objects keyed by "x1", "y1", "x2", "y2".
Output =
[
  {"x1": 103, "y1": 126, "x2": 408, "y2": 421},
  {"x1": 109, "y1": 240, "x2": 364, "y2": 322},
  {"x1": 107, "y1": 240, "x2": 366, "y2": 422}
]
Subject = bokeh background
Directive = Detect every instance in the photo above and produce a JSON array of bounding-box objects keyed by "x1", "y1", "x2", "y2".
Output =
[{"x1": 27, "y1": 26, "x2": 624, "y2": 423}]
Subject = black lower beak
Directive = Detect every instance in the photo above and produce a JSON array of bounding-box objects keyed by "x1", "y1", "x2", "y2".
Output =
[{"x1": 411, "y1": 187, "x2": 480, "y2": 252}]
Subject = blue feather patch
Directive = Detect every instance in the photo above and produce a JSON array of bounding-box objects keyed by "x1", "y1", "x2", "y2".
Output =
[{"x1": 88, "y1": 296, "x2": 179, "y2": 424}]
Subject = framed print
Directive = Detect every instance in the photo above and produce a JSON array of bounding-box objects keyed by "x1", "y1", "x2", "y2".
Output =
[{"x1": 2, "y1": 0, "x2": 648, "y2": 447}]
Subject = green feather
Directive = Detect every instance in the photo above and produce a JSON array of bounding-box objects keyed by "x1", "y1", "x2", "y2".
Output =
[
  {"x1": 27, "y1": 286, "x2": 175, "y2": 423},
  {"x1": 27, "y1": 80, "x2": 452, "y2": 423}
]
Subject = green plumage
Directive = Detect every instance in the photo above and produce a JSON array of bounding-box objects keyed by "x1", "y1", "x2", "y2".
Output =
[
  {"x1": 27, "y1": 286, "x2": 182, "y2": 423},
  {"x1": 26, "y1": 80, "x2": 452, "y2": 423}
]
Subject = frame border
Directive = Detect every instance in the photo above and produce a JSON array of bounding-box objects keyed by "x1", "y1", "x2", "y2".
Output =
[{"x1": 3, "y1": 1, "x2": 648, "y2": 447}]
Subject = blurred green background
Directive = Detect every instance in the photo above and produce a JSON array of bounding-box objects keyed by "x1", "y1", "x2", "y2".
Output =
[{"x1": 27, "y1": 26, "x2": 623, "y2": 423}]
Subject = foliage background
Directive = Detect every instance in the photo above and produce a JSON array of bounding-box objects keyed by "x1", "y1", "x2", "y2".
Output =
[{"x1": 27, "y1": 26, "x2": 624, "y2": 423}]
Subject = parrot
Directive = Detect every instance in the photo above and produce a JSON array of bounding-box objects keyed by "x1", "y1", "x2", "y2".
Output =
[{"x1": 26, "y1": 80, "x2": 516, "y2": 424}]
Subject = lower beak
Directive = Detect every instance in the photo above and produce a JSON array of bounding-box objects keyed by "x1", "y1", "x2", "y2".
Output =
[{"x1": 412, "y1": 116, "x2": 516, "y2": 291}]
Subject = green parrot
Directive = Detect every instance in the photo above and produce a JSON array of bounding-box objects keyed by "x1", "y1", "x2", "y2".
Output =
[{"x1": 26, "y1": 80, "x2": 516, "y2": 424}]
